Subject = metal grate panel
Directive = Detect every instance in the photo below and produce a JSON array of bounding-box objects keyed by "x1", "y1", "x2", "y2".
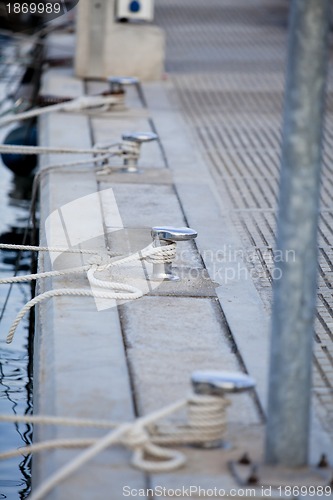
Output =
[{"x1": 156, "y1": 0, "x2": 333, "y2": 436}]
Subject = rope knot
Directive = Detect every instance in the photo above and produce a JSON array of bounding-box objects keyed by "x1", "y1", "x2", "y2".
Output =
[
  {"x1": 87, "y1": 255, "x2": 111, "y2": 269},
  {"x1": 121, "y1": 425, "x2": 150, "y2": 450}
]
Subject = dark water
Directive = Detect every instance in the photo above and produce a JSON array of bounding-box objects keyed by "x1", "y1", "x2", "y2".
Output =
[
  {"x1": 0, "y1": 38, "x2": 34, "y2": 499},
  {"x1": 0, "y1": 164, "x2": 33, "y2": 500}
]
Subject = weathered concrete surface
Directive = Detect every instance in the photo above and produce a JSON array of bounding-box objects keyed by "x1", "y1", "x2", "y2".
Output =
[{"x1": 120, "y1": 296, "x2": 259, "y2": 425}]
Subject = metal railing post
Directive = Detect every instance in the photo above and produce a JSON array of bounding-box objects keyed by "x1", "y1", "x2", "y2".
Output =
[{"x1": 265, "y1": 0, "x2": 331, "y2": 466}]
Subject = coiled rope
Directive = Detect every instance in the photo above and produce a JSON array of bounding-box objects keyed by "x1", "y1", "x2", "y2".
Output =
[{"x1": 0, "y1": 393, "x2": 229, "y2": 500}]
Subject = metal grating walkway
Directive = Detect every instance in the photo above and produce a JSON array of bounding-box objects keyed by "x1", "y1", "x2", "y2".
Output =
[{"x1": 155, "y1": 0, "x2": 333, "y2": 436}]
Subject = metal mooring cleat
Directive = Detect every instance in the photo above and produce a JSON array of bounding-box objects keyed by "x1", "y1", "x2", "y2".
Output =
[
  {"x1": 107, "y1": 76, "x2": 139, "y2": 94},
  {"x1": 121, "y1": 132, "x2": 158, "y2": 172},
  {"x1": 192, "y1": 370, "x2": 256, "y2": 396},
  {"x1": 150, "y1": 226, "x2": 198, "y2": 281}
]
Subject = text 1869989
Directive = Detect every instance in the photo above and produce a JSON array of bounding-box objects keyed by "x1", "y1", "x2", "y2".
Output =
[{"x1": 6, "y1": 2, "x2": 63, "y2": 15}]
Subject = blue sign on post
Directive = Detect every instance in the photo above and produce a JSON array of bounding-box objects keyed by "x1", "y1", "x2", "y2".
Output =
[{"x1": 129, "y1": 1, "x2": 141, "y2": 13}]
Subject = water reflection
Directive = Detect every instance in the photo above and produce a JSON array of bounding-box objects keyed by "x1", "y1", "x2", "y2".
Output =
[{"x1": 0, "y1": 165, "x2": 34, "y2": 499}]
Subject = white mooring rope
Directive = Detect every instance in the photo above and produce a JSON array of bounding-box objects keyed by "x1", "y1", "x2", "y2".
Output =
[
  {"x1": 0, "y1": 243, "x2": 100, "y2": 254},
  {"x1": 0, "y1": 95, "x2": 121, "y2": 126},
  {"x1": 0, "y1": 394, "x2": 229, "y2": 500},
  {"x1": 1, "y1": 242, "x2": 177, "y2": 343},
  {"x1": 0, "y1": 140, "x2": 142, "y2": 175},
  {"x1": 0, "y1": 143, "x2": 117, "y2": 156},
  {"x1": 6, "y1": 287, "x2": 143, "y2": 344}
]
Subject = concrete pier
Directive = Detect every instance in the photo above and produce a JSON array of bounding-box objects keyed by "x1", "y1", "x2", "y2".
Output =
[
  {"x1": 29, "y1": 0, "x2": 333, "y2": 497},
  {"x1": 34, "y1": 64, "x2": 263, "y2": 498}
]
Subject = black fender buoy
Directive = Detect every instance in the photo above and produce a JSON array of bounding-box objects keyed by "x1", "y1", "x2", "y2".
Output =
[{"x1": 1, "y1": 122, "x2": 37, "y2": 176}]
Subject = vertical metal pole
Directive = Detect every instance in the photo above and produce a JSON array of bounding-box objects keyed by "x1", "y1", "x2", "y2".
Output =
[{"x1": 265, "y1": 0, "x2": 331, "y2": 466}]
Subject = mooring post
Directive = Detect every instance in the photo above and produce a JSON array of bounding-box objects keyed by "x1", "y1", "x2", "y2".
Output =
[
  {"x1": 265, "y1": 0, "x2": 331, "y2": 466},
  {"x1": 75, "y1": 0, "x2": 165, "y2": 80}
]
